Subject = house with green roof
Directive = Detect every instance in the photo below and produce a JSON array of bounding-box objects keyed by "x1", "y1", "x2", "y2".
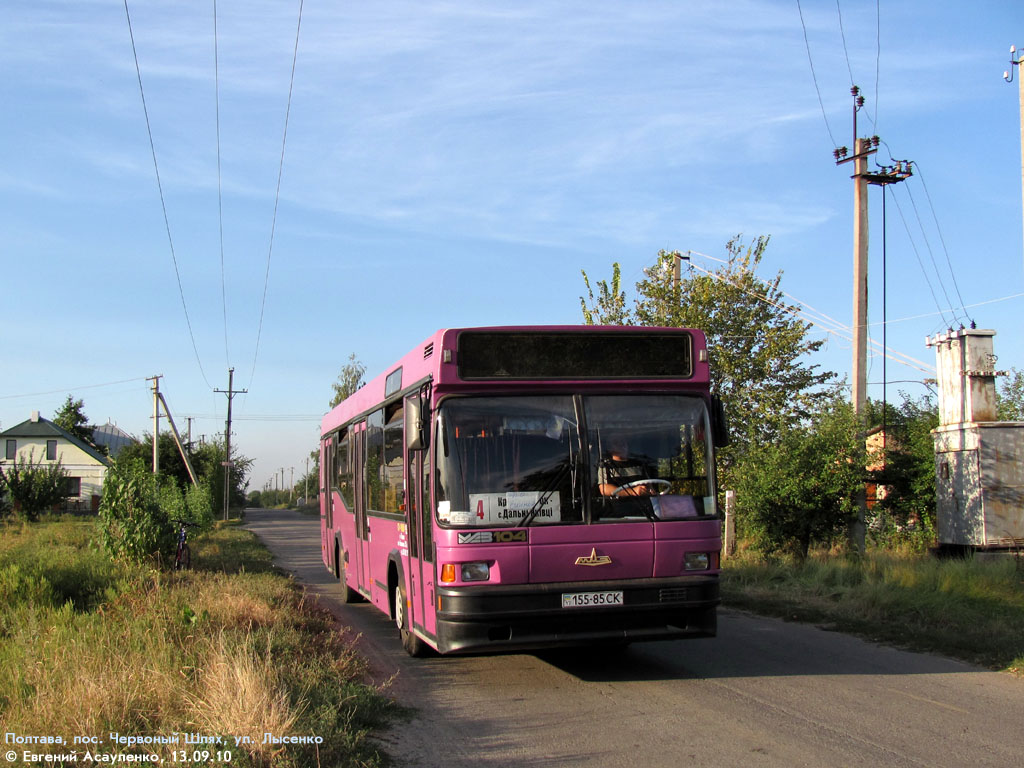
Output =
[{"x1": 1, "y1": 410, "x2": 112, "y2": 512}]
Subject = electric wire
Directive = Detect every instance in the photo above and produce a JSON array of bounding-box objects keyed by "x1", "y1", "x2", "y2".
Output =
[
  {"x1": 213, "y1": 0, "x2": 230, "y2": 367},
  {"x1": 682, "y1": 258, "x2": 933, "y2": 373},
  {"x1": 912, "y1": 163, "x2": 973, "y2": 326},
  {"x1": 248, "y1": 0, "x2": 305, "y2": 392},
  {"x1": 902, "y1": 181, "x2": 962, "y2": 327},
  {"x1": 836, "y1": 0, "x2": 855, "y2": 87},
  {"x1": 0, "y1": 377, "x2": 150, "y2": 401},
  {"x1": 796, "y1": 0, "x2": 839, "y2": 149},
  {"x1": 887, "y1": 187, "x2": 954, "y2": 331},
  {"x1": 873, "y1": 0, "x2": 881, "y2": 133},
  {"x1": 123, "y1": 0, "x2": 212, "y2": 389}
]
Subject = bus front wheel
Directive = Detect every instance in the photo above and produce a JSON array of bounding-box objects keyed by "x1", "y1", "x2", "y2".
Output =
[{"x1": 394, "y1": 581, "x2": 429, "y2": 657}]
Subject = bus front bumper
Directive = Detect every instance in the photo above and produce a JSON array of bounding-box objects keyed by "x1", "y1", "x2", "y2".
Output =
[{"x1": 434, "y1": 574, "x2": 719, "y2": 655}]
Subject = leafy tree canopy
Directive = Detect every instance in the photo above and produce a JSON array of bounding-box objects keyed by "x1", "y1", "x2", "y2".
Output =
[
  {"x1": 581, "y1": 236, "x2": 837, "y2": 459},
  {"x1": 53, "y1": 395, "x2": 104, "y2": 452},
  {"x1": 330, "y1": 354, "x2": 367, "y2": 408},
  {"x1": 734, "y1": 394, "x2": 863, "y2": 560},
  {"x1": 997, "y1": 367, "x2": 1024, "y2": 421}
]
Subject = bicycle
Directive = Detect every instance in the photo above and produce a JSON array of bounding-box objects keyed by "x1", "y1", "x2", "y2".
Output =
[{"x1": 172, "y1": 519, "x2": 199, "y2": 570}]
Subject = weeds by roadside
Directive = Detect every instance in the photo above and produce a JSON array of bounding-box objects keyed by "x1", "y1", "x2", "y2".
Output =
[
  {"x1": 0, "y1": 518, "x2": 397, "y2": 767},
  {"x1": 722, "y1": 548, "x2": 1024, "y2": 674}
]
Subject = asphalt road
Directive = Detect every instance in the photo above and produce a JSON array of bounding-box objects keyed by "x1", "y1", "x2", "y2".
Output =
[{"x1": 244, "y1": 507, "x2": 1024, "y2": 768}]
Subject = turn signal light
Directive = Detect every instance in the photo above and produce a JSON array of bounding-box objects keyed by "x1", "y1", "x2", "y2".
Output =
[{"x1": 440, "y1": 563, "x2": 456, "y2": 583}]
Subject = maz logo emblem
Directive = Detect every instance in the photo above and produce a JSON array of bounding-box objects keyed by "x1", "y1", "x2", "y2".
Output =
[{"x1": 574, "y1": 548, "x2": 613, "y2": 566}]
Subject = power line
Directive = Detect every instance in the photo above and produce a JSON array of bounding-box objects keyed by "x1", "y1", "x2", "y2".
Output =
[
  {"x1": 213, "y1": 0, "x2": 229, "y2": 367},
  {"x1": 123, "y1": 0, "x2": 212, "y2": 389},
  {"x1": 835, "y1": 0, "x2": 855, "y2": 87},
  {"x1": 0, "y1": 377, "x2": 150, "y2": 401},
  {"x1": 796, "y1": 0, "x2": 838, "y2": 149},
  {"x1": 248, "y1": 0, "x2": 305, "y2": 392},
  {"x1": 682, "y1": 258, "x2": 933, "y2": 373},
  {"x1": 912, "y1": 163, "x2": 972, "y2": 326},
  {"x1": 886, "y1": 187, "x2": 953, "y2": 330}
]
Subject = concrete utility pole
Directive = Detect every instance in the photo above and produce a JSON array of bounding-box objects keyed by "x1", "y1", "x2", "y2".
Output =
[
  {"x1": 214, "y1": 368, "x2": 247, "y2": 521},
  {"x1": 146, "y1": 375, "x2": 163, "y2": 474},
  {"x1": 833, "y1": 86, "x2": 912, "y2": 553},
  {"x1": 289, "y1": 466, "x2": 294, "y2": 503},
  {"x1": 1005, "y1": 46, "x2": 1024, "y2": 267}
]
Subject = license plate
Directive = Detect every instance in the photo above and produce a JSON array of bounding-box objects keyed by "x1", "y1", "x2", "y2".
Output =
[{"x1": 561, "y1": 590, "x2": 624, "y2": 608}]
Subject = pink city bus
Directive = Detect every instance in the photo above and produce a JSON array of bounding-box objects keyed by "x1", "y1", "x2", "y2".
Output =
[{"x1": 320, "y1": 326, "x2": 727, "y2": 655}]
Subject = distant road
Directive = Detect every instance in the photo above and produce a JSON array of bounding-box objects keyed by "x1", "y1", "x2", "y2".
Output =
[{"x1": 245, "y1": 507, "x2": 1024, "y2": 768}]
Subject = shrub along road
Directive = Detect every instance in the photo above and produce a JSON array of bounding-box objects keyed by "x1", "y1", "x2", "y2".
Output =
[{"x1": 245, "y1": 508, "x2": 1024, "y2": 768}]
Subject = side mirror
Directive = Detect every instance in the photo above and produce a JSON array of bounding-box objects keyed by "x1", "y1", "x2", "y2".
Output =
[
  {"x1": 711, "y1": 395, "x2": 730, "y2": 448},
  {"x1": 405, "y1": 396, "x2": 429, "y2": 452}
]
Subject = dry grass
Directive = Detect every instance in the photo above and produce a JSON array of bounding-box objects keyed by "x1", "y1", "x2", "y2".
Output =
[{"x1": 0, "y1": 519, "x2": 396, "y2": 767}]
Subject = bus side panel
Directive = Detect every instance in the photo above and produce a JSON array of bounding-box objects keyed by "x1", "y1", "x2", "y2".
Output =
[
  {"x1": 333, "y1": 491, "x2": 359, "y2": 586},
  {"x1": 368, "y1": 516, "x2": 402, "y2": 614}
]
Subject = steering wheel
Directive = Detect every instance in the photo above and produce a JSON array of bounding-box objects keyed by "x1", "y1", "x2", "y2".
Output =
[{"x1": 612, "y1": 478, "x2": 672, "y2": 497}]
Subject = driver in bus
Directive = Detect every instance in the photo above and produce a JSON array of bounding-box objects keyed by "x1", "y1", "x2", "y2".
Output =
[{"x1": 596, "y1": 434, "x2": 659, "y2": 497}]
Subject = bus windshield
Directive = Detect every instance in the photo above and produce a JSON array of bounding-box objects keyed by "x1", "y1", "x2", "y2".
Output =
[{"x1": 435, "y1": 394, "x2": 714, "y2": 527}]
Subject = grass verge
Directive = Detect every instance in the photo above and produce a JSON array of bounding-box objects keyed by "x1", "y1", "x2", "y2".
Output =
[
  {"x1": 722, "y1": 549, "x2": 1024, "y2": 674},
  {"x1": 0, "y1": 517, "x2": 398, "y2": 767}
]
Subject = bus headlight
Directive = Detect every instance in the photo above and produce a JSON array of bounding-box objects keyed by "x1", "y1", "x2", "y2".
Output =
[
  {"x1": 460, "y1": 562, "x2": 490, "y2": 582},
  {"x1": 683, "y1": 552, "x2": 710, "y2": 571}
]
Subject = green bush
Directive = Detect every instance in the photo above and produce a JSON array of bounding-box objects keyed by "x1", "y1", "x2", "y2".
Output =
[
  {"x1": 98, "y1": 458, "x2": 176, "y2": 565},
  {"x1": 735, "y1": 397, "x2": 863, "y2": 560}
]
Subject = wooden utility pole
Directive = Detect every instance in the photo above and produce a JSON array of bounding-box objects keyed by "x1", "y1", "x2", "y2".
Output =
[
  {"x1": 1006, "y1": 46, "x2": 1024, "y2": 266},
  {"x1": 834, "y1": 86, "x2": 912, "y2": 554},
  {"x1": 214, "y1": 368, "x2": 247, "y2": 521},
  {"x1": 147, "y1": 375, "x2": 163, "y2": 474}
]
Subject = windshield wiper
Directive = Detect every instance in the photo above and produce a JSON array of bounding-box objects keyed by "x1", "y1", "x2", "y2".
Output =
[{"x1": 517, "y1": 461, "x2": 571, "y2": 528}]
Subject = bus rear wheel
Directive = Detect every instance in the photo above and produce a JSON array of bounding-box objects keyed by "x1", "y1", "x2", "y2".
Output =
[{"x1": 394, "y1": 581, "x2": 429, "y2": 657}]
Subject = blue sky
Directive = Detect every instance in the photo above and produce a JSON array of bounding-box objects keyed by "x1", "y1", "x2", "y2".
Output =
[{"x1": 3, "y1": 0, "x2": 1023, "y2": 491}]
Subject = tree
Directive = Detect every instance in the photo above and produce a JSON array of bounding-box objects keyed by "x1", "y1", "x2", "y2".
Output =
[
  {"x1": 0, "y1": 449, "x2": 70, "y2": 521},
  {"x1": 581, "y1": 236, "x2": 837, "y2": 467},
  {"x1": 580, "y1": 262, "x2": 631, "y2": 325},
  {"x1": 53, "y1": 395, "x2": 106, "y2": 453},
  {"x1": 734, "y1": 395, "x2": 863, "y2": 560},
  {"x1": 866, "y1": 393, "x2": 940, "y2": 549},
  {"x1": 117, "y1": 434, "x2": 251, "y2": 512},
  {"x1": 997, "y1": 367, "x2": 1024, "y2": 421},
  {"x1": 330, "y1": 354, "x2": 367, "y2": 408}
]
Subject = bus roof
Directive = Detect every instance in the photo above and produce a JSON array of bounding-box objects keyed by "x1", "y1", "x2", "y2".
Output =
[{"x1": 321, "y1": 325, "x2": 709, "y2": 434}]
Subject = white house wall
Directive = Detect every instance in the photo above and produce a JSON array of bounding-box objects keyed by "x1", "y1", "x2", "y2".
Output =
[{"x1": 8, "y1": 436, "x2": 106, "y2": 500}]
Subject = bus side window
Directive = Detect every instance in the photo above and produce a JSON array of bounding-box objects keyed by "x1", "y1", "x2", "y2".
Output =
[
  {"x1": 337, "y1": 430, "x2": 355, "y2": 510},
  {"x1": 383, "y1": 405, "x2": 405, "y2": 514},
  {"x1": 365, "y1": 410, "x2": 385, "y2": 512},
  {"x1": 422, "y1": 447, "x2": 432, "y2": 562}
]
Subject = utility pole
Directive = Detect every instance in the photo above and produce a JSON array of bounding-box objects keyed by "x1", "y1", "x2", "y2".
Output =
[
  {"x1": 146, "y1": 375, "x2": 163, "y2": 474},
  {"x1": 833, "y1": 86, "x2": 912, "y2": 554},
  {"x1": 214, "y1": 368, "x2": 247, "y2": 521},
  {"x1": 672, "y1": 251, "x2": 691, "y2": 290},
  {"x1": 1005, "y1": 46, "x2": 1024, "y2": 267},
  {"x1": 289, "y1": 466, "x2": 294, "y2": 504}
]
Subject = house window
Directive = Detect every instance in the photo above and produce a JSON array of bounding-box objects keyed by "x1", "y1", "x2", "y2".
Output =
[
  {"x1": 5, "y1": 440, "x2": 14, "y2": 460},
  {"x1": 47, "y1": 440, "x2": 58, "y2": 461},
  {"x1": 65, "y1": 477, "x2": 81, "y2": 498}
]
